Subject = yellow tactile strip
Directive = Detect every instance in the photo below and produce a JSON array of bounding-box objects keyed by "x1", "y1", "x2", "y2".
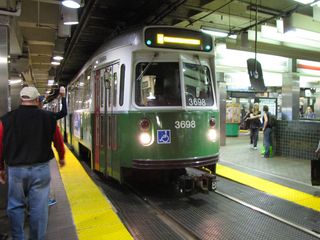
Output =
[
  {"x1": 54, "y1": 146, "x2": 133, "y2": 240},
  {"x1": 217, "y1": 164, "x2": 320, "y2": 212}
]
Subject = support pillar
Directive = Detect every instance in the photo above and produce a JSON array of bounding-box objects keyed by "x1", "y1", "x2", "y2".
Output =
[
  {"x1": 281, "y1": 59, "x2": 299, "y2": 120},
  {"x1": 0, "y1": 16, "x2": 9, "y2": 116}
]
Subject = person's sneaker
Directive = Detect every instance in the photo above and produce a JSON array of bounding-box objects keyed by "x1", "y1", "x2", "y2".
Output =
[
  {"x1": 48, "y1": 198, "x2": 57, "y2": 206},
  {"x1": 254, "y1": 147, "x2": 257, "y2": 150}
]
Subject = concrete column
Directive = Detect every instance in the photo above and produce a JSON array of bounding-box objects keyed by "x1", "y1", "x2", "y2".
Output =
[
  {"x1": 281, "y1": 59, "x2": 300, "y2": 120},
  {"x1": 217, "y1": 72, "x2": 226, "y2": 146},
  {"x1": 0, "y1": 17, "x2": 9, "y2": 116}
]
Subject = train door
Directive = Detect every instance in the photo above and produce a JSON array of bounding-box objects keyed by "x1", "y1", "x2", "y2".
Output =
[
  {"x1": 104, "y1": 63, "x2": 120, "y2": 178},
  {"x1": 93, "y1": 69, "x2": 102, "y2": 171}
]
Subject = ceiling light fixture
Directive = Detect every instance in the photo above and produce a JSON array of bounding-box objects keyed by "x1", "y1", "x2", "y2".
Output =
[
  {"x1": 48, "y1": 79, "x2": 55, "y2": 86},
  {"x1": 260, "y1": 25, "x2": 320, "y2": 49},
  {"x1": 312, "y1": 1, "x2": 320, "y2": 7},
  {"x1": 62, "y1": 0, "x2": 81, "y2": 9},
  {"x1": 8, "y1": 79, "x2": 22, "y2": 85},
  {"x1": 51, "y1": 60, "x2": 60, "y2": 66},
  {"x1": 201, "y1": 27, "x2": 229, "y2": 38},
  {"x1": 62, "y1": 7, "x2": 79, "y2": 25},
  {"x1": 53, "y1": 55, "x2": 64, "y2": 61},
  {"x1": 293, "y1": 0, "x2": 314, "y2": 4}
]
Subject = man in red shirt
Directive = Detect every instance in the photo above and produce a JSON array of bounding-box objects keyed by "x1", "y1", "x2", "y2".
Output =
[{"x1": 0, "y1": 86, "x2": 65, "y2": 240}]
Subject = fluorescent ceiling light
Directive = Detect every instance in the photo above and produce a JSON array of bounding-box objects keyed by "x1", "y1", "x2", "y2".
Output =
[
  {"x1": 201, "y1": 27, "x2": 228, "y2": 38},
  {"x1": 8, "y1": 79, "x2": 22, "y2": 85},
  {"x1": 48, "y1": 80, "x2": 55, "y2": 86},
  {"x1": 62, "y1": 0, "x2": 80, "y2": 9},
  {"x1": 51, "y1": 61, "x2": 60, "y2": 66},
  {"x1": 0, "y1": 57, "x2": 7, "y2": 64},
  {"x1": 227, "y1": 34, "x2": 237, "y2": 39},
  {"x1": 293, "y1": 0, "x2": 314, "y2": 4},
  {"x1": 215, "y1": 43, "x2": 288, "y2": 72},
  {"x1": 285, "y1": 28, "x2": 320, "y2": 41},
  {"x1": 53, "y1": 55, "x2": 64, "y2": 61},
  {"x1": 260, "y1": 25, "x2": 320, "y2": 50},
  {"x1": 312, "y1": 2, "x2": 320, "y2": 7}
]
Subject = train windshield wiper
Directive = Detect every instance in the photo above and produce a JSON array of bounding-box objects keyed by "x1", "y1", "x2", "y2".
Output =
[{"x1": 135, "y1": 52, "x2": 159, "y2": 82}]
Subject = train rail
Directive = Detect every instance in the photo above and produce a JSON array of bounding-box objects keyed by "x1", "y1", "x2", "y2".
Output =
[
  {"x1": 215, "y1": 190, "x2": 320, "y2": 239},
  {"x1": 84, "y1": 163, "x2": 320, "y2": 240}
]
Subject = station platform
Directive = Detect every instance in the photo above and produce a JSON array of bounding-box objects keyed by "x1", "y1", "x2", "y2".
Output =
[{"x1": 0, "y1": 131, "x2": 318, "y2": 239}]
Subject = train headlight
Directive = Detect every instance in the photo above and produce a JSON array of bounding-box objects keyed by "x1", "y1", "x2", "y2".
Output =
[
  {"x1": 139, "y1": 132, "x2": 153, "y2": 146},
  {"x1": 207, "y1": 129, "x2": 217, "y2": 142}
]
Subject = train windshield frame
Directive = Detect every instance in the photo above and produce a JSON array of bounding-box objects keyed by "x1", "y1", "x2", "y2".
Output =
[
  {"x1": 135, "y1": 61, "x2": 214, "y2": 107},
  {"x1": 183, "y1": 62, "x2": 214, "y2": 107}
]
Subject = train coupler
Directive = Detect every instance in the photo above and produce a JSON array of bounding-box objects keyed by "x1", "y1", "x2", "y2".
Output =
[{"x1": 177, "y1": 170, "x2": 217, "y2": 194}]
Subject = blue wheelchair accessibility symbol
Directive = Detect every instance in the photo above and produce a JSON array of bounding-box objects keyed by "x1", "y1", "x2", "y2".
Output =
[{"x1": 157, "y1": 130, "x2": 171, "y2": 144}]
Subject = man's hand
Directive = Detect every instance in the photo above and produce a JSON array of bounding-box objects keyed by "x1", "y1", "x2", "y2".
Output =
[
  {"x1": 0, "y1": 170, "x2": 6, "y2": 184},
  {"x1": 59, "y1": 159, "x2": 66, "y2": 167}
]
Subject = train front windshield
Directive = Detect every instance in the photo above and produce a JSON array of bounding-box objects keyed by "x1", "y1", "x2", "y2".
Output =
[{"x1": 135, "y1": 62, "x2": 214, "y2": 107}]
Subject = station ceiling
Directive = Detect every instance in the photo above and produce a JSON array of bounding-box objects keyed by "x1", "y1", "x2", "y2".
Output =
[{"x1": 3, "y1": 0, "x2": 320, "y2": 94}]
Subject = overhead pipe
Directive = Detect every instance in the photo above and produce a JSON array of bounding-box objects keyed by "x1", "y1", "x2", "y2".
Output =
[{"x1": 0, "y1": 1, "x2": 22, "y2": 17}]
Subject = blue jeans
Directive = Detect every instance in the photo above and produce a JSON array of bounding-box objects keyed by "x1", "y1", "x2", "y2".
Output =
[
  {"x1": 7, "y1": 162, "x2": 51, "y2": 240},
  {"x1": 263, "y1": 127, "x2": 272, "y2": 157}
]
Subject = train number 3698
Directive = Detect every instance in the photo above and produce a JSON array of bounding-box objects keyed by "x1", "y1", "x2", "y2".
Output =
[{"x1": 174, "y1": 120, "x2": 196, "y2": 129}]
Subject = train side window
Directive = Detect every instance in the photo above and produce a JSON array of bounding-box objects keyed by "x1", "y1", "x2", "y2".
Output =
[
  {"x1": 119, "y1": 64, "x2": 125, "y2": 106},
  {"x1": 113, "y1": 72, "x2": 117, "y2": 107},
  {"x1": 100, "y1": 72, "x2": 104, "y2": 109}
]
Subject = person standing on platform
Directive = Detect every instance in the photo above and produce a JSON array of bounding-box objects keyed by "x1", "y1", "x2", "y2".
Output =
[
  {"x1": 39, "y1": 86, "x2": 67, "y2": 207},
  {"x1": 244, "y1": 105, "x2": 253, "y2": 145},
  {"x1": 262, "y1": 105, "x2": 272, "y2": 158},
  {"x1": 248, "y1": 103, "x2": 261, "y2": 150},
  {"x1": 0, "y1": 86, "x2": 65, "y2": 240},
  {"x1": 305, "y1": 106, "x2": 316, "y2": 119}
]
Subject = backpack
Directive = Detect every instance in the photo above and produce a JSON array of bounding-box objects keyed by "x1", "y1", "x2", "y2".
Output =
[{"x1": 267, "y1": 113, "x2": 276, "y2": 128}]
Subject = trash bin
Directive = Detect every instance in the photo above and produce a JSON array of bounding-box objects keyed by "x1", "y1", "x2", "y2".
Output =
[{"x1": 226, "y1": 123, "x2": 239, "y2": 137}]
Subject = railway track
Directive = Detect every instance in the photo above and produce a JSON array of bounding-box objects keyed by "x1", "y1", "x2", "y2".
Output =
[
  {"x1": 84, "y1": 164, "x2": 320, "y2": 240},
  {"x1": 215, "y1": 190, "x2": 320, "y2": 239}
]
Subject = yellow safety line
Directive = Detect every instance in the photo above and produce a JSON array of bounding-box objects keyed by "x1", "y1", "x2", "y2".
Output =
[
  {"x1": 217, "y1": 164, "x2": 320, "y2": 212},
  {"x1": 53, "y1": 146, "x2": 133, "y2": 240}
]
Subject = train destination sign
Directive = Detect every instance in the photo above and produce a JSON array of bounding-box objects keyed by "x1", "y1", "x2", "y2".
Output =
[{"x1": 145, "y1": 27, "x2": 213, "y2": 52}]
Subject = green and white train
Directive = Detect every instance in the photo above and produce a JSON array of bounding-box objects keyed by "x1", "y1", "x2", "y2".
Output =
[{"x1": 61, "y1": 26, "x2": 220, "y2": 192}]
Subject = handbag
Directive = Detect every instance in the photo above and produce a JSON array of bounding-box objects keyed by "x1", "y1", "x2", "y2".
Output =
[
  {"x1": 311, "y1": 159, "x2": 320, "y2": 186},
  {"x1": 260, "y1": 145, "x2": 273, "y2": 156}
]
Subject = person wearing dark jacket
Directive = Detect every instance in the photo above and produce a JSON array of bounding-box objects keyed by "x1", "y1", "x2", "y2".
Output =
[
  {"x1": 248, "y1": 103, "x2": 261, "y2": 150},
  {"x1": 0, "y1": 86, "x2": 65, "y2": 240},
  {"x1": 39, "y1": 86, "x2": 67, "y2": 207}
]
